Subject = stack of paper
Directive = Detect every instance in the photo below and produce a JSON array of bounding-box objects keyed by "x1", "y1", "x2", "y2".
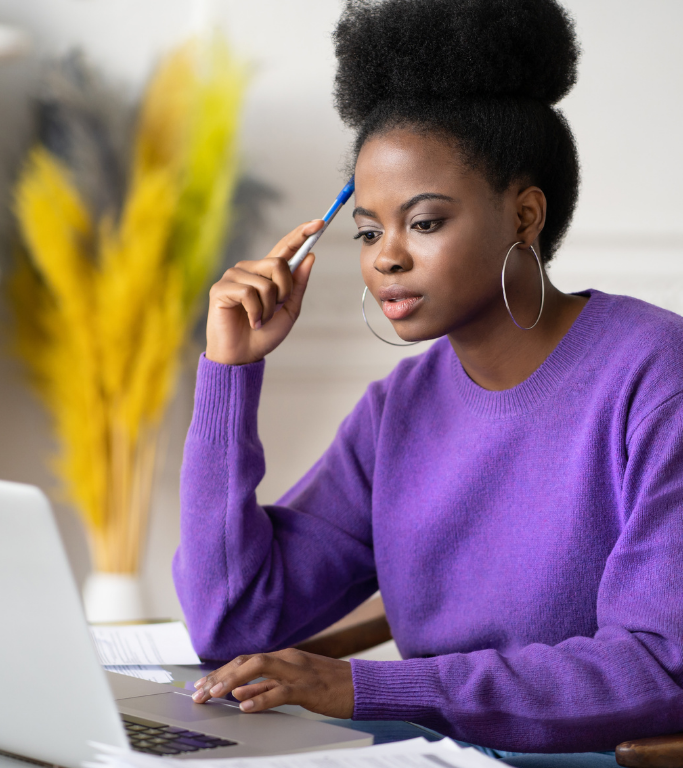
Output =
[
  {"x1": 86, "y1": 737, "x2": 501, "y2": 768},
  {"x1": 90, "y1": 622, "x2": 200, "y2": 684}
]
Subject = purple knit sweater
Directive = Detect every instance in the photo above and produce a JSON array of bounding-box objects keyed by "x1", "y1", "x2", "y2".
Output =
[{"x1": 173, "y1": 290, "x2": 683, "y2": 752}]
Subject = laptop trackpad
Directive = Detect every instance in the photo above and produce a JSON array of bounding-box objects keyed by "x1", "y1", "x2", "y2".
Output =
[{"x1": 123, "y1": 692, "x2": 240, "y2": 723}]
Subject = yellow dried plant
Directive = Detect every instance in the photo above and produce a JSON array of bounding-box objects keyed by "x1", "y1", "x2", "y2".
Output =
[{"x1": 8, "y1": 37, "x2": 246, "y2": 574}]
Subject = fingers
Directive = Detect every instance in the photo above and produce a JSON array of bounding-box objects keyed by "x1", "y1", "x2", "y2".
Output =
[
  {"x1": 192, "y1": 653, "x2": 286, "y2": 703},
  {"x1": 215, "y1": 259, "x2": 289, "y2": 325},
  {"x1": 194, "y1": 670, "x2": 293, "y2": 713},
  {"x1": 231, "y1": 681, "x2": 273, "y2": 701},
  {"x1": 280, "y1": 252, "x2": 315, "y2": 324},
  {"x1": 191, "y1": 650, "x2": 354, "y2": 719},
  {"x1": 223, "y1": 270, "x2": 278, "y2": 328},
  {"x1": 204, "y1": 219, "x2": 323, "y2": 365},
  {"x1": 266, "y1": 219, "x2": 324, "y2": 262},
  {"x1": 196, "y1": 674, "x2": 291, "y2": 713},
  {"x1": 206, "y1": 219, "x2": 320, "y2": 335},
  {"x1": 237, "y1": 683, "x2": 293, "y2": 713}
]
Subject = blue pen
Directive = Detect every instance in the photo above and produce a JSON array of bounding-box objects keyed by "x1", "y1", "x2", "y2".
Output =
[{"x1": 288, "y1": 176, "x2": 355, "y2": 272}]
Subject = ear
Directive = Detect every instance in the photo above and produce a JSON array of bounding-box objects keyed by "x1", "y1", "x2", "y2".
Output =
[{"x1": 515, "y1": 186, "x2": 546, "y2": 249}]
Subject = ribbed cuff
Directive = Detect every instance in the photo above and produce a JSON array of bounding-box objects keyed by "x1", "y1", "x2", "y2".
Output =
[
  {"x1": 188, "y1": 353, "x2": 266, "y2": 443},
  {"x1": 351, "y1": 657, "x2": 442, "y2": 722}
]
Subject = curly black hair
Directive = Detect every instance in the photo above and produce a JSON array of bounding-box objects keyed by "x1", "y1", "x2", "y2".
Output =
[{"x1": 333, "y1": 0, "x2": 581, "y2": 262}]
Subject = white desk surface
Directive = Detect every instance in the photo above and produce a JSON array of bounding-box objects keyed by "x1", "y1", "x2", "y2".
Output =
[{"x1": 0, "y1": 756, "x2": 28, "y2": 768}]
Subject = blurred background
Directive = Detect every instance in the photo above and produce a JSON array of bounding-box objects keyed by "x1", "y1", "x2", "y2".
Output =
[{"x1": 0, "y1": 0, "x2": 681, "y2": 623}]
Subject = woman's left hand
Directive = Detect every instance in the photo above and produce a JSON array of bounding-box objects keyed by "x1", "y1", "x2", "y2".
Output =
[{"x1": 191, "y1": 648, "x2": 355, "y2": 719}]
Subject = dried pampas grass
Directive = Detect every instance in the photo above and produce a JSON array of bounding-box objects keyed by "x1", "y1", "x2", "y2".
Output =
[{"x1": 8, "y1": 37, "x2": 247, "y2": 574}]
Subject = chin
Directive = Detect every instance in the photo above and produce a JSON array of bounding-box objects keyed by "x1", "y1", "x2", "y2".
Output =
[{"x1": 390, "y1": 321, "x2": 444, "y2": 344}]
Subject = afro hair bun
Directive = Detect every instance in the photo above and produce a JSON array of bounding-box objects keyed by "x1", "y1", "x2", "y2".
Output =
[{"x1": 333, "y1": 0, "x2": 579, "y2": 128}]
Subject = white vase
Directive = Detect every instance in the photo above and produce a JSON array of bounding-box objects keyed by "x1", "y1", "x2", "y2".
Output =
[{"x1": 83, "y1": 572, "x2": 146, "y2": 623}]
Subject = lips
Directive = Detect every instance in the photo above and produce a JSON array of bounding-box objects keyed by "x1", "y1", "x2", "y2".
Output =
[{"x1": 377, "y1": 285, "x2": 423, "y2": 321}]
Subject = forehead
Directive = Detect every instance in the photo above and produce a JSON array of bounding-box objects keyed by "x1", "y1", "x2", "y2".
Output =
[{"x1": 354, "y1": 128, "x2": 489, "y2": 209}]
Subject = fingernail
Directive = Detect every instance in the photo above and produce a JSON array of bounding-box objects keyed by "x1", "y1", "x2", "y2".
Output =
[
  {"x1": 192, "y1": 690, "x2": 203, "y2": 701},
  {"x1": 254, "y1": 320, "x2": 262, "y2": 330},
  {"x1": 210, "y1": 683, "x2": 224, "y2": 696},
  {"x1": 240, "y1": 700, "x2": 254, "y2": 712},
  {"x1": 194, "y1": 678, "x2": 205, "y2": 689}
]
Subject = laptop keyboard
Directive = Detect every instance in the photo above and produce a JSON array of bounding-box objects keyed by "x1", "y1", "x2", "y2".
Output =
[{"x1": 122, "y1": 714, "x2": 238, "y2": 755}]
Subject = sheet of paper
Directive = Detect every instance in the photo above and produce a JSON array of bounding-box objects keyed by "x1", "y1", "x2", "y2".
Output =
[
  {"x1": 86, "y1": 736, "x2": 501, "y2": 768},
  {"x1": 90, "y1": 621, "x2": 200, "y2": 666},
  {"x1": 103, "y1": 665, "x2": 174, "y2": 684}
]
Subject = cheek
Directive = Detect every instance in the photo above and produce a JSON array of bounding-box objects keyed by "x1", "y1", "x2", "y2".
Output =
[
  {"x1": 359, "y1": 247, "x2": 376, "y2": 286},
  {"x1": 416, "y1": 229, "x2": 502, "y2": 308},
  {"x1": 416, "y1": 230, "x2": 479, "y2": 284}
]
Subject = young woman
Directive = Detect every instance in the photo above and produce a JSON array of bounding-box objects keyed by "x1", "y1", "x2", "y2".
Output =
[{"x1": 173, "y1": 0, "x2": 683, "y2": 761}]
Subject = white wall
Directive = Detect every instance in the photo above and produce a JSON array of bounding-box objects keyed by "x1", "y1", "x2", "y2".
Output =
[{"x1": 0, "y1": 0, "x2": 682, "y2": 621}]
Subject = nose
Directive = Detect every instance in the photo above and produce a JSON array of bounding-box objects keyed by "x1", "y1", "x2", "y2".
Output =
[{"x1": 372, "y1": 234, "x2": 413, "y2": 275}]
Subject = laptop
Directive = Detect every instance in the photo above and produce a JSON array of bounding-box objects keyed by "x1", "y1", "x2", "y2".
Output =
[{"x1": 0, "y1": 481, "x2": 372, "y2": 767}]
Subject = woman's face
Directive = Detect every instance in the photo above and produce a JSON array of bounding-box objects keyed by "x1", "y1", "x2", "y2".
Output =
[{"x1": 354, "y1": 128, "x2": 530, "y2": 342}]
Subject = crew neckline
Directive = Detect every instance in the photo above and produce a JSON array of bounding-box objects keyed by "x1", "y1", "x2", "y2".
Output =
[{"x1": 451, "y1": 289, "x2": 610, "y2": 419}]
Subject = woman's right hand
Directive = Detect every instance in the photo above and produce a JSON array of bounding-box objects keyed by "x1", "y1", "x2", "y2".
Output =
[{"x1": 206, "y1": 220, "x2": 324, "y2": 366}]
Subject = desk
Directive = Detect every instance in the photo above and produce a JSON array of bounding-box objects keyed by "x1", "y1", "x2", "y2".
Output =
[
  {"x1": 0, "y1": 665, "x2": 440, "y2": 768},
  {"x1": 0, "y1": 757, "x2": 26, "y2": 768}
]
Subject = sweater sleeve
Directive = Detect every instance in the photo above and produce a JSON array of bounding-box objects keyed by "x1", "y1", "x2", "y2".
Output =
[
  {"x1": 172, "y1": 355, "x2": 379, "y2": 661},
  {"x1": 351, "y1": 393, "x2": 683, "y2": 753}
]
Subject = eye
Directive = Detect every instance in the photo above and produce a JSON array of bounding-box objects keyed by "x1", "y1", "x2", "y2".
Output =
[
  {"x1": 353, "y1": 229, "x2": 382, "y2": 243},
  {"x1": 412, "y1": 219, "x2": 443, "y2": 232}
]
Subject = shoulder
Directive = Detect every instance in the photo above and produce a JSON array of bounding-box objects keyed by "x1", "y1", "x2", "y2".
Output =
[
  {"x1": 587, "y1": 290, "x2": 683, "y2": 433},
  {"x1": 594, "y1": 290, "x2": 683, "y2": 366},
  {"x1": 598, "y1": 290, "x2": 683, "y2": 340}
]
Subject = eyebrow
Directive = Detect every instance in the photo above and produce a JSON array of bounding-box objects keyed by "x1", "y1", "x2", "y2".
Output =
[
  {"x1": 352, "y1": 206, "x2": 378, "y2": 218},
  {"x1": 352, "y1": 192, "x2": 457, "y2": 219},
  {"x1": 401, "y1": 192, "x2": 457, "y2": 211}
]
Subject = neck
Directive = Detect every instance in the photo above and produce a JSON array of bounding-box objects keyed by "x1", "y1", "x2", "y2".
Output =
[{"x1": 447, "y1": 278, "x2": 588, "y2": 392}]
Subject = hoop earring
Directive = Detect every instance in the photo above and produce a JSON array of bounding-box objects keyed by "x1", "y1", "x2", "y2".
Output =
[
  {"x1": 362, "y1": 286, "x2": 420, "y2": 347},
  {"x1": 501, "y1": 242, "x2": 545, "y2": 330}
]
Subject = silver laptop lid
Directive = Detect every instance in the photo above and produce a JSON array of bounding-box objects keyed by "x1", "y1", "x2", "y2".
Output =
[{"x1": 0, "y1": 481, "x2": 127, "y2": 768}]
